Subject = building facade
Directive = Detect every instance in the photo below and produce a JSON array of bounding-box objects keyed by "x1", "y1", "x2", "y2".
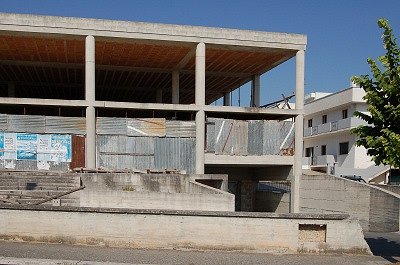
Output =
[
  {"x1": 302, "y1": 84, "x2": 389, "y2": 182},
  {"x1": 0, "y1": 13, "x2": 306, "y2": 211}
]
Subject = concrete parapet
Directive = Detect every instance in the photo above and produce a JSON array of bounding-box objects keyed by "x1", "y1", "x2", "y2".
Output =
[
  {"x1": 0, "y1": 205, "x2": 370, "y2": 254},
  {"x1": 300, "y1": 172, "x2": 400, "y2": 232}
]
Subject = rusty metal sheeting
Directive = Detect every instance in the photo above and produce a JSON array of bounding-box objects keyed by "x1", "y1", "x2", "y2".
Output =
[
  {"x1": 8, "y1": 115, "x2": 45, "y2": 133},
  {"x1": 247, "y1": 120, "x2": 264, "y2": 155},
  {"x1": 46, "y1": 116, "x2": 86, "y2": 135},
  {"x1": 0, "y1": 114, "x2": 7, "y2": 130},
  {"x1": 127, "y1": 118, "x2": 166, "y2": 137},
  {"x1": 166, "y1": 120, "x2": 195, "y2": 138},
  {"x1": 97, "y1": 117, "x2": 127, "y2": 135},
  {"x1": 279, "y1": 120, "x2": 295, "y2": 150},
  {"x1": 154, "y1": 137, "x2": 195, "y2": 173},
  {"x1": 97, "y1": 135, "x2": 127, "y2": 153}
]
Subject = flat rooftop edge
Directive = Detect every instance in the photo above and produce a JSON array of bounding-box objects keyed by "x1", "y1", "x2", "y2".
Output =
[
  {"x1": 0, "y1": 13, "x2": 307, "y2": 49},
  {"x1": 0, "y1": 205, "x2": 349, "y2": 220}
]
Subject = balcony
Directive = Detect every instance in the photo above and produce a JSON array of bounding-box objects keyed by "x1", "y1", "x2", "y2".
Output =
[
  {"x1": 303, "y1": 155, "x2": 336, "y2": 167},
  {"x1": 304, "y1": 117, "x2": 367, "y2": 137}
]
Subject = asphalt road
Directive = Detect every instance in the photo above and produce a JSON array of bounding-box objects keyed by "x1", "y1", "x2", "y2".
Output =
[{"x1": 0, "y1": 237, "x2": 398, "y2": 265}]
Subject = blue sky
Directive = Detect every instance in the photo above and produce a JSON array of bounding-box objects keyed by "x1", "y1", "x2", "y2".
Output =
[{"x1": 0, "y1": 0, "x2": 399, "y2": 106}]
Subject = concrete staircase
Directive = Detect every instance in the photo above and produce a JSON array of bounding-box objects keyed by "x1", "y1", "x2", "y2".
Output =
[{"x1": 0, "y1": 171, "x2": 81, "y2": 206}]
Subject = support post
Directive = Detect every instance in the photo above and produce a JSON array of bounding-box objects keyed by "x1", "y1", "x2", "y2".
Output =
[
  {"x1": 156, "y1": 89, "x2": 163, "y2": 103},
  {"x1": 195, "y1": 42, "x2": 206, "y2": 174},
  {"x1": 291, "y1": 49, "x2": 305, "y2": 213},
  {"x1": 85, "y1": 35, "x2": 96, "y2": 169},
  {"x1": 7, "y1": 82, "x2": 15, "y2": 97},
  {"x1": 172, "y1": 70, "x2": 179, "y2": 104},
  {"x1": 223, "y1": 92, "x2": 230, "y2": 106},
  {"x1": 251, "y1": 75, "x2": 260, "y2": 107},
  {"x1": 195, "y1": 110, "x2": 205, "y2": 174},
  {"x1": 195, "y1": 43, "x2": 205, "y2": 106}
]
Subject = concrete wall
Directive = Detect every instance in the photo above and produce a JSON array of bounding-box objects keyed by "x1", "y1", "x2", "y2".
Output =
[
  {"x1": 0, "y1": 205, "x2": 370, "y2": 254},
  {"x1": 78, "y1": 173, "x2": 234, "y2": 211},
  {"x1": 372, "y1": 184, "x2": 400, "y2": 196},
  {"x1": 255, "y1": 192, "x2": 290, "y2": 213},
  {"x1": 299, "y1": 171, "x2": 400, "y2": 232}
]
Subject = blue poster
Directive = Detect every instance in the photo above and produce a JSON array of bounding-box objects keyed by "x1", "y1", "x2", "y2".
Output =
[
  {"x1": 51, "y1": 134, "x2": 71, "y2": 162},
  {"x1": 0, "y1": 131, "x2": 4, "y2": 157},
  {"x1": 16, "y1": 133, "x2": 37, "y2": 160}
]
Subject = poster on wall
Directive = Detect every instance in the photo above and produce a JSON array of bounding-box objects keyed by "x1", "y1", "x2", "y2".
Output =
[
  {"x1": 4, "y1": 132, "x2": 16, "y2": 160},
  {"x1": 50, "y1": 134, "x2": 71, "y2": 162},
  {"x1": 16, "y1": 133, "x2": 38, "y2": 160},
  {"x1": 0, "y1": 132, "x2": 4, "y2": 158},
  {"x1": 37, "y1": 134, "x2": 51, "y2": 161}
]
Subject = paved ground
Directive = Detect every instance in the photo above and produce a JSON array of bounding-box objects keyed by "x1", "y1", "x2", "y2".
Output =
[
  {"x1": 0, "y1": 236, "x2": 398, "y2": 265},
  {"x1": 365, "y1": 232, "x2": 400, "y2": 264}
]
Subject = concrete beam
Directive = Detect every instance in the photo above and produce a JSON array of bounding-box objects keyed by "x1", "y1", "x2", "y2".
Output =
[
  {"x1": 85, "y1": 35, "x2": 96, "y2": 169},
  {"x1": 205, "y1": 153, "x2": 294, "y2": 166},
  {"x1": 0, "y1": 97, "x2": 88, "y2": 107},
  {"x1": 0, "y1": 13, "x2": 307, "y2": 50},
  {"x1": 174, "y1": 47, "x2": 196, "y2": 70}
]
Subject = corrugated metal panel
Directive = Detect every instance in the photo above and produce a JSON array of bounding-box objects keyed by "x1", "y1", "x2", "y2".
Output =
[
  {"x1": 279, "y1": 121, "x2": 295, "y2": 150},
  {"x1": 212, "y1": 118, "x2": 234, "y2": 155},
  {"x1": 127, "y1": 118, "x2": 166, "y2": 137},
  {"x1": 45, "y1": 116, "x2": 86, "y2": 135},
  {"x1": 97, "y1": 135, "x2": 127, "y2": 153},
  {"x1": 166, "y1": 120, "x2": 195, "y2": 138},
  {"x1": 8, "y1": 115, "x2": 45, "y2": 133},
  {"x1": 97, "y1": 117, "x2": 127, "y2": 135},
  {"x1": 0, "y1": 114, "x2": 7, "y2": 130},
  {"x1": 206, "y1": 119, "x2": 215, "y2": 153},
  {"x1": 70, "y1": 135, "x2": 85, "y2": 169},
  {"x1": 232, "y1": 120, "x2": 248, "y2": 155},
  {"x1": 154, "y1": 137, "x2": 195, "y2": 173},
  {"x1": 263, "y1": 120, "x2": 280, "y2": 155},
  {"x1": 248, "y1": 120, "x2": 264, "y2": 155},
  {"x1": 126, "y1": 137, "x2": 154, "y2": 155}
]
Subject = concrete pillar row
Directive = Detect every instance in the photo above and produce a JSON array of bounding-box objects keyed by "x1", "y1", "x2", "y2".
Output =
[
  {"x1": 251, "y1": 75, "x2": 260, "y2": 107},
  {"x1": 291, "y1": 49, "x2": 305, "y2": 213},
  {"x1": 85, "y1": 35, "x2": 96, "y2": 169},
  {"x1": 223, "y1": 92, "x2": 230, "y2": 106},
  {"x1": 172, "y1": 70, "x2": 179, "y2": 104}
]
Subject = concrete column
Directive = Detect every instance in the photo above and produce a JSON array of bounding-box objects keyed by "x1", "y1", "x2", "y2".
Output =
[
  {"x1": 195, "y1": 110, "x2": 205, "y2": 174},
  {"x1": 223, "y1": 92, "x2": 230, "y2": 106},
  {"x1": 251, "y1": 75, "x2": 260, "y2": 107},
  {"x1": 85, "y1": 35, "x2": 96, "y2": 169},
  {"x1": 172, "y1": 70, "x2": 179, "y2": 104},
  {"x1": 291, "y1": 50, "x2": 305, "y2": 213},
  {"x1": 156, "y1": 89, "x2": 163, "y2": 103},
  {"x1": 195, "y1": 42, "x2": 205, "y2": 106},
  {"x1": 7, "y1": 82, "x2": 15, "y2": 97}
]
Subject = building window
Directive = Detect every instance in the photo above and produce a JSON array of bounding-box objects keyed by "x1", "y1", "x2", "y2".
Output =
[
  {"x1": 321, "y1": 145, "x2": 326, "y2": 156},
  {"x1": 342, "y1": 109, "x2": 348, "y2": 119},
  {"x1": 307, "y1": 119, "x2": 313, "y2": 128},
  {"x1": 339, "y1": 142, "x2": 349, "y2": 155},
  {"x1": 305, "y1": 147, "x2": 314, "y2": 157},
  {"x1": 322, "y1": 115, "x2": 327, "y2": 124}
]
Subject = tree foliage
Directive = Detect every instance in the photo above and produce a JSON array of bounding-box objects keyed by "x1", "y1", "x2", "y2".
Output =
[{"x1": 351, "y1": 18, "x2": 400, "y2": 168}]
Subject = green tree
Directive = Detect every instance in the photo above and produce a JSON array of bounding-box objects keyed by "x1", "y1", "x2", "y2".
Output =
[{"x1": 351, "y1": 18, "x2": 400, "y2": 169}]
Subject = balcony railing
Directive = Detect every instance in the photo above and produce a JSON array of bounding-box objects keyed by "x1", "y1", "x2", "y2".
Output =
[
  {"x1": 304, "y1": 117, "x2": 367, "y2": 137},
  {"x1": 303, "y1": 155, "x2": 336, "y2": 166}
]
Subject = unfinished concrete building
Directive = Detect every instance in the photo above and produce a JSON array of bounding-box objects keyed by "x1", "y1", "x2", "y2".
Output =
[{"x1": 0, "y1": 13, "x2": 306, "y2": 212}]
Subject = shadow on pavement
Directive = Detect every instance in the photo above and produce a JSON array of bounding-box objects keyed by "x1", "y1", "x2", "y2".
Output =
[{"x1": 364, "y1": 236, "x2": 400, "y2": 263}]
